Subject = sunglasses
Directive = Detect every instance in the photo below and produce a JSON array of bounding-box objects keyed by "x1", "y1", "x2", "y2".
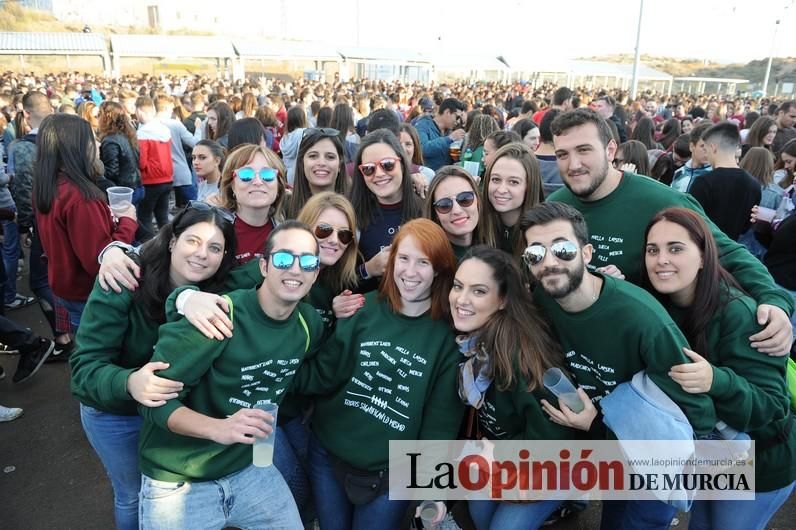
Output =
[
  {"x1": 433, "y1": 191, "x2": 476, "y2": 214},
  {"x1": 314, "y1": 223, "x2": 354, "y2": 245},
  {"x1": 179, "y1": 200, "x2": 235, "y2": 224},
  {"x1": 235, "y1": 166, "x2": 279, "y2": 183},
  {"x1": 269, "y1": 251, "x2": 321, "y2": 272},
  {"x1": 522, "y1": 240, "x2": 579, "y2": 267},
  {"x1": 303, "y1": 127, "x2": 339, "y2": 140},
  {"x1": 358, "y1": 157, "x2": 401, "y2": 177}
]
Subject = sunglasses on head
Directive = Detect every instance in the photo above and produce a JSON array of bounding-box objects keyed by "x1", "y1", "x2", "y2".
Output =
[
  {"x1": 433, "y1": 191, "x2": 476, "y2": 214},
  {"x1": 522, "y1": 240, "x2": 579, "y2": 267},
  {"x1": 179, "y1": 200, "x2": 235, "y2": 224},
  {"x1": 235, "y1": 166, "x2": 279, "y2": 183},
  {"x1": 314, "y1": 223, "x2": 354, "y2": 245},
  {"x1": 303, "y1": 127, "x2": 339, "y2": 140},
  {"x1": 269, "y1": 251, "x2": 321, "y2": 272},
  {"x1": 358, "y1": 157, "x2": 401, "y2": 177}
]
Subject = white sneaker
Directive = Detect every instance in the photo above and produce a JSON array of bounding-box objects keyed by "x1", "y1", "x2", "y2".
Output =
[{"x1": 0, "y1": 405, "x2": 23, "y2": 422}]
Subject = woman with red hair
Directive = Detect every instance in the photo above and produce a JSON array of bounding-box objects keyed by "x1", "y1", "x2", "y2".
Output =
[{"x1": 307, "y1": 218, "x2": 463, "y2": 530}]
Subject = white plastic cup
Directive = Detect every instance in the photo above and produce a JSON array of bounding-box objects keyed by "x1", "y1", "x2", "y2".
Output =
[
  {"x1": 106, "y1": 186, "x2": 134, "y2": 216},
  {"x1": 756, "y1": 206, "x2": 776, "y2": 223},
  {"x1": 419, "y1": 500, "x2": 442, "y2": 529},
  {"x1": 252, "y1": 401, "x2": 278, "y2": 467},
  {"x1": 543, "y1": 367, "x2": 585, "y2": 413}
]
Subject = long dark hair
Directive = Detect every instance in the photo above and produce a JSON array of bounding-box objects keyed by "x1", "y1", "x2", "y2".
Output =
[
  {"x1": 349, "y1": 129, "x2": 422, "y2": 230},
  {"x1": 640, "y1": 208, "x2": 743, "y2": 355},
  {"x1": 288, "y1": 131, "x2": 348, "y2": 218},
  {"x1": 206, "y1": 101, "x2": 234, "y2": 141},
  {"x1": 34, "y1": 113, "x2": 105, "y2": 214},
  {"x1": 459, "y1": 246, "x2": 563, "y2": 390},
  {"x1": 631, "y1": 116, "x2": 657, "y2": 150},
  {"x1": 658, "y1": 118, "x2": 681, "y2": 150},
  {"x1": 228, "y1": 117, "x2": 266, "y2": 152},
  {"x1": 133, "y1": 207, "x2": 237, "y2": 323},
  {"x1": 331, "y1": 102, "x2": 355, "y2": 146}
]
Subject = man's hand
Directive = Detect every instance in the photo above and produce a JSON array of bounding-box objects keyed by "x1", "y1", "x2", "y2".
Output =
[
  {"x1": 210, "y1": 408, "x2": 274, "y2": 445},
  {"x1": 750, "y1": 304, "x2": 793, "y2": 356}
]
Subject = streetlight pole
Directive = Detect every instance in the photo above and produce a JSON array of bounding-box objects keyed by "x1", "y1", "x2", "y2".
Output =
[
  {"x1": 630, "y1": 0, "x2": 644, "y2": 99},
  {"x1": 762, "y1": 19, "x2": 780, "y2": 96}
]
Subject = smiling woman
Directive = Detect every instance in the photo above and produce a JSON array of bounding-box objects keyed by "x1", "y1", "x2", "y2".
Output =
[{"x1": 287, "y1": 129, "x2": 348, "y2": 218}]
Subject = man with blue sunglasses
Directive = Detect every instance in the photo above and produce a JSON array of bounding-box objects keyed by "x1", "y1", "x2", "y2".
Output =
[{"x1": 137, "y1": 221, "x2": 351, "y2": 529}]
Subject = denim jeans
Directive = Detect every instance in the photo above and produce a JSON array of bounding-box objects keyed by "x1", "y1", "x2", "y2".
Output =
[
  {"x1": 2, "y1": 216, "x2": 20, "y2": 304},
  {"x1": 274, "y1": 417, "x2": 314, "y2": 521},
  {"x1": 688, "y1": 480, "x2": 795, "y2": 530},
  {"x1": 79, "y1": 404, "x2": 142, "y2": 530},
  {"x1": 600, "y1": 499, "x2": 677, "y2": 529},
  {"x1": 173, "y1": 183, "x2": 197, "y2": 208},
  {"x1": 308, "y1": 433, "x2": 409, "y2": 530},
  {"x1": 137, "y1": 183, "x2": 172, "y2": 239},
  {"x1": 139, "y1": 463, "x2": 302, "y2": 530},
  {"x1": 54, "y1": 296, "x2": 86, "y2": 335},
  {"x1": 468, "y1": 499, "x2": 563, "y2": 530},
  {"x1": 28, "y1": 229, "x2": 58, "y2": 337}
]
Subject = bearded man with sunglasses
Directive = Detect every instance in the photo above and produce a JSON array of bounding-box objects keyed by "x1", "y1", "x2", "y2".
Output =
[
  {"x1": 136, "y1": 221, "x2": 348, "y2": 529},
  {"x1": 520, "y1": 201, "x2": 716, "y2": 530}
]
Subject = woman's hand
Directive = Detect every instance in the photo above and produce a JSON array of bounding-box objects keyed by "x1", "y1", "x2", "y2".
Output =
[
  {"x1": 595, "y1": 264, "x2": 625, "y2": 279},
  {"x1": 332, "y1": 290, "x2": 365, "y2": 319},
  {"x1": 750, "y1": 304, "x2": 793, "y2": 356},
  {"x1": 126, "y1": 362, "x2": 184, "y2": 407},
  {"x1": 115, "y1": 203, "x2": 137, "y2": 222},
  {"x1": 365, "y1": 246, "x2": 391, "y2": 278},
  {"x1": 98, "y1": 247, "x2": 140, "y2": 293},
  {"x1": 183, "y1": 292, "x2": 233, "y2": 340},
  {"x1": 411, "y1": 173, "x2": 428, "y2": 199},
  {"x1": 668, "y1": 347, "x2": 713, "y2": 393},
  {"x1": 749, "y1": 204, "x2": 759, "y2": 224},
  {"x1": 541, "y1": 388, "x2": 598, "y2": 431}
]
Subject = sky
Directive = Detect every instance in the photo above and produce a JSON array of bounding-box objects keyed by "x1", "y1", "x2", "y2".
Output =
[{"x1": 273, "y1": 0, "x2": 796, "y2": 65}]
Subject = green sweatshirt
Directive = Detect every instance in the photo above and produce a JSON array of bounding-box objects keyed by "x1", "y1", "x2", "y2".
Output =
[
  {"x1": 70, "y1": 280, "x2": 160, "y2": 415},
  {"x1": 451, "y1": 242, "x2": 470, "y2": 262},
  {"x1": 667, "y1": 288, "x2": 796, "y2": 492},
  {"x1": 479, "y1": 373, "x2": 579, "y2": 441},
  {"x1": 312, "y1": 291, "x2": 464, "y2": 471},
  {"x1": 533, "y1": 274, "x2": 716, "y2": 437},
  {"x1": 547, "y1": 172, "x2": 794, "y2": 314},
  {"x1": 138, "y1": 287, "x2": 326, "y2": 483}
]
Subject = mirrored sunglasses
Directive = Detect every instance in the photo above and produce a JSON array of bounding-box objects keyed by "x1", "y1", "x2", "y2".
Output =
[
  {"x1": 522, "y1": 240, "x2": 580, "y2": 267},
  {"x1": 314, "y1": 223, "x2": 354, "y2": 245},
  {"x1": 270, "y1": 251, "x2": 320, "y2": 272},
  {"x1": 358, "y1": 157, "x2": 401, "y2": 177},
  {"x1": 235, "y1": 167, "x2": 278, "y2": 183}
]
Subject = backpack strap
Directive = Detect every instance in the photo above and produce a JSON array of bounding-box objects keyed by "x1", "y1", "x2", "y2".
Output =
[{"x1": 222, "y1": 295, "x2": 233, "y2": 324}]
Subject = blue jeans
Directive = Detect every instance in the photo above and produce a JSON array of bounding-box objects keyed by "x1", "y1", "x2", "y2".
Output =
[
  {"x1": 138, "y1": 463, "x2": 302, "y2": 530},
  {"x1": 79, "y1": 404, "x2": 142, "y2": 530},
  {"x1": 274, "y1": 417, "x2": 314, "y2": 521},
  {"x1": 54, "y1": 296, "x2": 86, "y2": 335},
  {"x1": 688, "y1": 480, "x2": 795, "y2": 530},
  {"x1": 308, "y1": 433, "x2": 409, "y2": 530},
  {"x1": 174, "y1": 183, "x2": 197, "y2": 207},
  {"x1": 28, "y1": 229, "x2": 58, "y2": 337},
  {"x1": 468, "y1": 499, "x2": 563, "y2": 530},
  {"x1": 2, "y1": 216, "x2": 20, "y2": 304},
  {"x1": 600, "y1": 499, "x2": 677, "y2": 529}
]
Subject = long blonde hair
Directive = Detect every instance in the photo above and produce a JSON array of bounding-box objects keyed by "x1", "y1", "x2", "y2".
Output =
[
  {"x1": 219, "y1": 144, "x2": 286, "y2": 221},
  {"x1": 297, "y1": 192, "x2": 359, "y2": 293}
]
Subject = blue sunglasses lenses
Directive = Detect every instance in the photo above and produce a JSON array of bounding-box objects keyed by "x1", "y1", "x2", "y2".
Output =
[
  {"x1": 237, "y1": 167, "x2": 277, "y2": 182},
  {"x1": 271, "y1": 252, "x2": 320, "y2": 271}
]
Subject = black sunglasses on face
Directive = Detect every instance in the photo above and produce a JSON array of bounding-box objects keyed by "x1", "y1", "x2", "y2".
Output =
[
  {"x1": 314, "y1": 223, "x2": 354, "y2": 245},
  {"x1": 433, "y1": 191, "x2": 476, "y2": 214},
  {"x1": 522, "y1": 240, "x2": 579, "y2": 267}
]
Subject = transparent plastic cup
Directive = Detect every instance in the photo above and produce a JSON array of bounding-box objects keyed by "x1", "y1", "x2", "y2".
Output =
[
  {"x1": 543, "y1": 367, "x2": 585, "y2": 413},
  {"x1": 252, "y1": 402, "x2": 278, "y2": 467},
  {"x1": 106, "y1": 186, "x2": 134, "y2": 216},
  {"x1": 419, "y1": 500, "x2": 442, "y2": 529}
]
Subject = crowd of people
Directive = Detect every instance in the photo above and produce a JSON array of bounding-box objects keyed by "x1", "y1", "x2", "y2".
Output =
[{"x1": 1, "y1": 69, "x2": 796, "y2": 530}]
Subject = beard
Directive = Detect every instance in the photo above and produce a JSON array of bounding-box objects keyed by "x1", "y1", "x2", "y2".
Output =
[
  {"x1": 536, "y1": 262, "x2": 585, "y2": 299},
  {"x1": 564, "y1": 156, "x2": 610, "y2": 199}
]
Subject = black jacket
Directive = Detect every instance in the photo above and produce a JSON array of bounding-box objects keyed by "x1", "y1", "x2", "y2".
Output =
[{"x1": 99, "y1": 134, "x2": 141, "y2": 189}]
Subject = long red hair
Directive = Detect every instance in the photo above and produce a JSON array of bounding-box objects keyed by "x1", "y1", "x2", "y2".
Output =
[{"x1": 379, "y1": 219, "x2": 456, "y2": 320}]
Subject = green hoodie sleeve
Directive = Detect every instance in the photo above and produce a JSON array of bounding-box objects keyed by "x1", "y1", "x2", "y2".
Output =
[
  {"x1": 681, "y1": 193, "x2": 794, "y2": 315},
  {"x1": 512, "y1": 382, "x2": 580, "y2": 441},
  {"x1": 417, "y1": 336, "x2": 465, "y2": 440},
  {"x1": 708, "y1": 297, "x2": 790, "y2": 433},
  {"x1": 223, "y1": 259, "x2": 262, "y2": 293},
  {"x1": 138, "y1": 302, "x2": 229, "y2": 430},
  {"x1": 291, "y1": 307, "x2": 356, "y2": 396},
  {"x1": 70, "y1": 281, "x2": 137, "y2": 409},
  {"x1": 641, "y1": 322, "x2": 717, "y2": 437}
]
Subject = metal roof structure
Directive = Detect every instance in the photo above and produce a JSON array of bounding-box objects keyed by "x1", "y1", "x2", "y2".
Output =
[
  {"x1": 336, "y1": 46, "x2": 430, "y2": 65},
  {"x1": 0, "y1": 32, "x2": 106, "y2": 55},
  {"x1": 109, "y1": 34, "x2": 235, "y2": 59},
  {"x1": 232, "y1": 39, "x2": 339, "y2": 62},
  {"x1": 673, "y1": 77, "x2": 749, "y2": 83}
]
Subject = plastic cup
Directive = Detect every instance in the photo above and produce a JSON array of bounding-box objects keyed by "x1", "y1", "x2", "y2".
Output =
[
  {"x1": 106, "y1": 186, "x2": 134, "y2": 216},
  {"x1": 543, "y1": 368, "x2": 585, "y2": 413},
  {"x1": 252, "y1": 401, "x2": 278, "y2": 467},
  {"x1": 756, "y1": 206, "x2": 776, "y2": 223},
  {"x1": 449, "y1": 140, "x2": 463, "y2": 162},
  {"x1": 419, "y1": 500, "x2": 442, "y2": 529}
]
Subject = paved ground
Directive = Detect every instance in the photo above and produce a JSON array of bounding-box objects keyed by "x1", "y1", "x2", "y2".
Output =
[{"x1": 1, "y1": 270, "x2": 794, "y2": 529}]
